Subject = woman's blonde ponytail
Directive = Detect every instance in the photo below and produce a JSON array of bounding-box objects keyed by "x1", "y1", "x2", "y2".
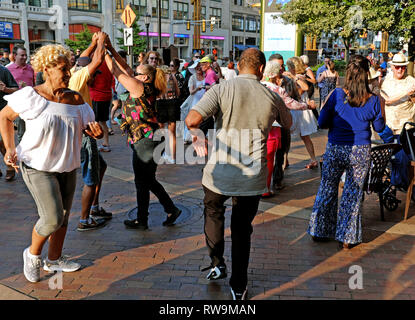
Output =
[{"x1": 154, "y1": 67, "x2": 167, "y2": 96}]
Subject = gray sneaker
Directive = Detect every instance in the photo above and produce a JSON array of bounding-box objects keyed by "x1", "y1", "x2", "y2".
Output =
[
  {"x1": 23, "y1": 247, "x2": 42, "y2": 283},
  {"x1": 43, "y1": 256, "x2": 81, "y2": 273}
]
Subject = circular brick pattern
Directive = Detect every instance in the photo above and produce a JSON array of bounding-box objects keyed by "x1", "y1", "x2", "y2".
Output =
[{"x1": 126, "y1": 199, "x2": 203, "y2": 227}]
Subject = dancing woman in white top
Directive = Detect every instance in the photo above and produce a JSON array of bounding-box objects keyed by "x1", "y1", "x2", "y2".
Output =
[
  {"x1": 285, "y1": 57, "x2": 319, "y2": 169},
  {"x1": 0, "y1": 45, "x2": 103, "y2": 283}
]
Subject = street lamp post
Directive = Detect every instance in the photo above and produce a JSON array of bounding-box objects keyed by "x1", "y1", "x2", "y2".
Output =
[
  {"x1": 157, "y1": 0, "x2": 162, "y2": 51},
  {"x1": 145, "y1": 13, "x2": 151, "y2": 52}
]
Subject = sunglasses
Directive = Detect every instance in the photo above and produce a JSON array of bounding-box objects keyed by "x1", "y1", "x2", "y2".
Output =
[
  {"x1": 170, "y1": 64, "x2": 175, "y2": 67},
  {"x1": 149, "y1": 57, "x2": 157, "y2": 60},
  {"x1": 394, "y1": 65, "x2": 406, "y2": 70},
  {"x1": 195, "y1": 56, "x2": 201, "y2": 58}
]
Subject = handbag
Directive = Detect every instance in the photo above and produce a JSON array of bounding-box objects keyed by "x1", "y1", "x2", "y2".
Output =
[{"x1": 400, "y1": 122, "x2": 415, "y2": 161}]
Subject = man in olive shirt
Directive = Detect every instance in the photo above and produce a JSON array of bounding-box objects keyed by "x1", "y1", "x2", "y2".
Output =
[
  {"x1": 0, "y1": 65, "x2": 19, "y2": 180},
  {"x1": 186, "y1": 48, "x2": 292, "y2": 300}
]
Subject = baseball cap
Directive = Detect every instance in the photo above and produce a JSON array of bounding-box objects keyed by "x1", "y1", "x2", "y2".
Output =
[
  {"x1": 200, "y1": 56, "x2": 212, "y2": 63},
  {"x1": 77, "y1": 56, "x2": 91, "y2": 67}
]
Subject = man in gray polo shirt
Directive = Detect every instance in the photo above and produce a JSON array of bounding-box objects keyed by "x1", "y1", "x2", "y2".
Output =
[{"x1": 185, "y1": 48, "x2": 292, "y2": 300}]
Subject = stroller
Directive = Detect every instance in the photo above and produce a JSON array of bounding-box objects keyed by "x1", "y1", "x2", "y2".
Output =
[
  {"x1": 364, "y1": 122, "x2": 415, "y2": 221},
  {"x1": 364, "y1": 143, "x2": 402, "y2": 221}
]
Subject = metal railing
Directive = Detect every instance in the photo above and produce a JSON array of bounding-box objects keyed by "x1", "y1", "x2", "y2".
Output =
[{"x1": 0, "y1": 2, "x2": 21, "y2": 10}]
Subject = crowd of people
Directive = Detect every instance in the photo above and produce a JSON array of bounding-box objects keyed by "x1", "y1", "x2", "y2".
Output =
[{"x1": 0, "y1": 33, "x2": 414, "y2": 301}]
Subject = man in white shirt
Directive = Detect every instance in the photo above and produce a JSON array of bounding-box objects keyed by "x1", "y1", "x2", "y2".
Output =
[{"x1": 380, "y1": 52, "x2": 415, "y2": 189}]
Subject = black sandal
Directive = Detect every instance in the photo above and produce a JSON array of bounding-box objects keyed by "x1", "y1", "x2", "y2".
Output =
[{"x1": 5, "y1": 170, "x2": 15, "y2": 181}]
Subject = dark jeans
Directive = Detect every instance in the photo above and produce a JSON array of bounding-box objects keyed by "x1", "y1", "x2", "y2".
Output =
[
  {"x1": 273, "y1": 127, "x2": 291, "y2": 186},
  {"x1": 131, "y1": 139, "x2": 176, "y2": 222},
  {"x1": 199, "y1": 116, "x2": 214, "y2": 136},
  {"x1": 203, "y1": 186, "x2": 261, "y2": 292}
]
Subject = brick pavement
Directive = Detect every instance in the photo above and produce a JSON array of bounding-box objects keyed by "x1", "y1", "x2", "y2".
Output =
[{"x1": 0, "y1": 121, "x2": 415, "y2": 300}]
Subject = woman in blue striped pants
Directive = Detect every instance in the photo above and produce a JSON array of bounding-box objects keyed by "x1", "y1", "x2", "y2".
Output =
[{"x1": 307, "y1": 55, "x2": 385, "y2": 249}]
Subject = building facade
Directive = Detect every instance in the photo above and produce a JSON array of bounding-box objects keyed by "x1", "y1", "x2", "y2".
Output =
[{"x1": 0, "y1": 0, "x2": 260, "y2": 60}]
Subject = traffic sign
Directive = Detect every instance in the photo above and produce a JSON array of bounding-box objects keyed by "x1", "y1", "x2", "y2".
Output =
[
  {"x1": 124, "y1": 28, "x2": 133, "y2": 46},
  {"x1": 121, "y1": 4, "x2": 137, "y2": 28}
]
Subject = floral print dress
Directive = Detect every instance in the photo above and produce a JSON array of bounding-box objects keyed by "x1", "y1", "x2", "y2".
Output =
[{"x1": 117, "y1": 83, "x2": 160, "y2": 145}]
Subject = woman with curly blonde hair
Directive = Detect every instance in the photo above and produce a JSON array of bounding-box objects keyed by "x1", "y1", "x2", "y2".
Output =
[{"x1": 0, "y1": 44, "x2": 103, "y2": 282}]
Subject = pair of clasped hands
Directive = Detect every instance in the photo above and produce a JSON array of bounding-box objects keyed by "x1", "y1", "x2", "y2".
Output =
[{"x1": 91, "y1": 31, "x2": 114, "y2": 52}]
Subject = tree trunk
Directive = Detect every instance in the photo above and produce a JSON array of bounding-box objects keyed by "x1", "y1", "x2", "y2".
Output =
[{"x1": 343, "y1": 38, "x2": 350, "y2": 63}]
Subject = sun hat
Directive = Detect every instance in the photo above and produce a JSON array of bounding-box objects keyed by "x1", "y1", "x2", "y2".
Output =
[
  {"x1": 199, "y1": 56, "x2": 212, "y2": 64},
  {"x1": 188, "y1": 59, "x2": 200, "y2": 74},
  {"x1": 368, "y1": 67, "x2": 381, "y2": 80},
  {"x1": 390, "y1": 52, "x2": 409, "y2": 66}
]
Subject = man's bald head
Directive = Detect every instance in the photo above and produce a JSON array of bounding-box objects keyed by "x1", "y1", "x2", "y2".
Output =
[{"x1": 238, "y1": 48, "x2": 266, "y2": 72}]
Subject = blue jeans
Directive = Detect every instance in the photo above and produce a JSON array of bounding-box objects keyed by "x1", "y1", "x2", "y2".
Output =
[{"x1": 379, "y1": 126, "x2": 410, "y2": 188}]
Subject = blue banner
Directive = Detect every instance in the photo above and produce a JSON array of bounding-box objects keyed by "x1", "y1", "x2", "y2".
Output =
[{"x1": 0, "y1": 22, "x2": 13, "y2": 39}]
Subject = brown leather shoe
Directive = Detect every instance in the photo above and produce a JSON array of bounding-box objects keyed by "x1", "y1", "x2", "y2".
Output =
[{"x1": 5, "y1": 170, "x2": 15, "y2": 181}]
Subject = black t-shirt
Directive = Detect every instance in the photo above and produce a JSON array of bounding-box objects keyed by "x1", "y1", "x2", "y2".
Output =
[{"x1": 0, "y1": 65, "x2": 18, "y2": 110}]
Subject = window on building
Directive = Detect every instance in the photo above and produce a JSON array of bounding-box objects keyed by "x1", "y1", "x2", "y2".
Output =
[
  {"x1": 115, "y1": 0, "x2": 123, "y2": 12},
  {"x1": 152, "y1": 0, "x2": 169, "y2": 19},
  {"x1": 245, "y1": 16, "x2": 256, "y2": 32},
  {"x1": 232, "y1": 15, "x2": 244, "y2": 31},
  {"x1": 233, "y1": 0, "x2": 243, "y2": 5},
  {"x1": 245, "y1": 37, "x2": 256, "y2": 45},
  {"x1": 173, "y1": 1, "x2": 188, "y2": 20},
  {"x1": 132, "y1": 0, "x2": 147, "y2": 16},
  {"x1": 209, "y1": 7, "x2": 221, "y2": 28},
  {"x1": 68, "y1": 0, "x2": 101, "y2": 12},
  {"x1": 26, "y1": 0, "x2": 41, "y2": 6},
  {"x1": 233, "y1": 36, "x2": 244, "y2": 45},
  {"x1": 200, "y1": 6, "x2": 206, "y2": 20}
]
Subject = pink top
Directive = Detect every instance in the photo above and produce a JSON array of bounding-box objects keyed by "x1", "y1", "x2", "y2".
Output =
[
  {"x1": 261, "y1": 81, "x2": 308, "y2": 110},
  {"x1": 7, "y1": 63, "x2": 35, "y2": 88},
  {"x1": 205, "y1": 68, "x2": 218, "y2": 86}
]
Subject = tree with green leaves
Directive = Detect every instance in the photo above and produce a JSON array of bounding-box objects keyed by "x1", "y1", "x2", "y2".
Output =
[
  {"x1": 64, "y1": 24, "x2": 93, "y2": 52},
  {"x1": 281, "y1": 0, "x2": 368, "y2": 62},
  {"x1": 280, "y1": 0, "x2": 414, "y2": 62}
]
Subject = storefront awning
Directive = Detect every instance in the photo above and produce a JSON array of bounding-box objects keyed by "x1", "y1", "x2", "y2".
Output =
[
  {"x1": 0, "y1": 39, "x2": 24, "y2": 44},
  {"x1": 234, "y1": 44, "x2": 259, "y2": 50},
  {"x1": 234, "y1": 44, "x2": 247, "y2": 50}
]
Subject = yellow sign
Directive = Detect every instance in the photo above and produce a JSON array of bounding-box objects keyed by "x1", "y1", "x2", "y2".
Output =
[{"x1": 121, "y1": 4, "x2": 137, "y2": 28}]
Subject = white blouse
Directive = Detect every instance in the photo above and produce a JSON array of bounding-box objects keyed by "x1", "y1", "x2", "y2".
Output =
[{"x1": 5, "y1": 86, "x2": 95, "y2": 173}]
